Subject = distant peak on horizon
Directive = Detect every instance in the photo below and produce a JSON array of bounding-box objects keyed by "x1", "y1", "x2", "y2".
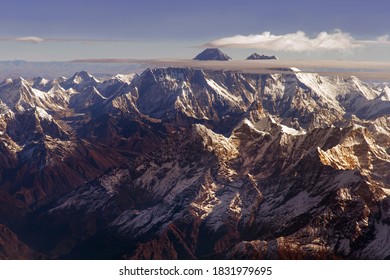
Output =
[
  {"x1": 246, "y1": 53, "x2": 278, "y2": 60},
  {"x1": 193, "y1": 48, "x2": 232, "y2": 61}
]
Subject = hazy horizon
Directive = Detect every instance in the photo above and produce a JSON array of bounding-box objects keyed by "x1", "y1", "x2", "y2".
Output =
[
  {"x1": 1, "y1": 57, "x2": 389, "y2": 82},
  {"x1": 0, "y1": 0, "x2": 389, "y2": 62},
  {"x1": 1, "y1": 0, "x2": 389, "y2": 82}
]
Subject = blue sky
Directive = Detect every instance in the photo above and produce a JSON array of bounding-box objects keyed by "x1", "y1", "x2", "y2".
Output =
[{"x1": 0, "y1": 0, "x2": 389, "y2": 61}]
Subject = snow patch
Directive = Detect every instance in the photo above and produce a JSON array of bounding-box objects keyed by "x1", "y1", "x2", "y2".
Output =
[
  {"x1": 35, "y1": 107, "x2": 52, "y2": 121},
  {"x1": 206, "y1": 78, "x2": 240, "y2": 103},
  {"x1": 378, "y1": 86, "x2": 390, "y2": 101},
  {"x1": 114, "y1": 73, "x2": 136, "y2": 84},
  {"x1": 280, "y1": 124, "x2": 306, "y2": 136}
]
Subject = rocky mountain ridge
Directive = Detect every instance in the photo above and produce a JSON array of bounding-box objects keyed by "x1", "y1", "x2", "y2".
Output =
[{"x1": 0, "y1": 67, "x2": 389, "y2": 259}]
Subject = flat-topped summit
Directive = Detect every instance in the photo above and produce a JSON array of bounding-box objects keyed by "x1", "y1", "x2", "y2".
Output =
[{"x1": 246, "y1": 53, "x2": 278, "y2": 60}]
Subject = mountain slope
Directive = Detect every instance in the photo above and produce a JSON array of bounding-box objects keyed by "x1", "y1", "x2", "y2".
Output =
[
  {"x1": 193, "y1": 48, "x2": 232, "y2": 61},
  {"x1": 0, "y1": 67, "x2": 389, "y2": 259}
]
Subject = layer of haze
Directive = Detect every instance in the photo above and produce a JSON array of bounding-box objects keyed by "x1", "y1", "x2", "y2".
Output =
[
  {"x1": 0, "y1": 0, "x2": 389, "y2": 62},
  {"x1": 73, "y1": 58, "x2": 390, "y2": 82}
]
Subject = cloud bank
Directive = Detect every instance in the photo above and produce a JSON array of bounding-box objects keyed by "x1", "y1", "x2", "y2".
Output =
[
  {"x1": 73, "y1": 58, "x2": 390, "y2": 82},
  {"x1": 15, "y1": 36, "x2": 46, "y2": 43},
  {"x1": 376, "y1": 34, "x2": 389, "y2": 42},
  {"x1": 205, "y1": 30, "x2": 389, "y2": 52}
]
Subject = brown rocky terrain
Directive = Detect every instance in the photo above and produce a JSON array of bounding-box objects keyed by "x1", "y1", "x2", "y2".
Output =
[{"x1": 0, "y1": 66, "x2": 389, "y2": 259}]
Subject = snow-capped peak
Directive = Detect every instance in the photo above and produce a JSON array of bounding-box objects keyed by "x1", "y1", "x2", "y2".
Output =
[
  {"x1": 4, "y1": 78, "x2": 13, "y2": 84},
  {"x1": 290, "y1": 67, "x2": 301, "y2": 72},
  {"x1": 114, "y1": 73, "x2": 136, "y2": 84},
  {"x1": 48, "y1": 81, "x2": 65, "y2": 93},
  {"x1": 33, "y1": 77, "x2": 50, "y2": 85},
  {"x1": 71, "y1": 71, "x2": 98, "y2": 84},
  {"x1": 279, "y1": 124, "x2": 306, "y2": 136},
  {"x1": 60, "y1": 71, "x2": 100, "y2": 91},
  {"x1": 378, "y1": 86, "x2": 390, "y2": 101}
]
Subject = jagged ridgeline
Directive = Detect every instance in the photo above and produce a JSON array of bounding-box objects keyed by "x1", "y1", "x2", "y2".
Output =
[{"x1": 0, "y1": 66, "x2": 390, "y2": 259}]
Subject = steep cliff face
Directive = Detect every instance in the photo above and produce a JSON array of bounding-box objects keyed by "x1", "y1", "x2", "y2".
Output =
[
  {"x1": 53, "y1": 115, "x2": 390, "y2": 260},
  {"x1": 0, "y1": 68, "x2": 389, "y2": 259}
]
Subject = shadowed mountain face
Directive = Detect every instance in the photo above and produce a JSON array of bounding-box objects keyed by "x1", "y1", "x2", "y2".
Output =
[
  {"x1": 0, "y1": 67, "x2": 390, "y2": 259},
  {"x1": 193, "y1": 48, "x2": 232, "y2": 61},
  {"x1": 246, "y1": 53, "x2": 278, "y2": 60}
]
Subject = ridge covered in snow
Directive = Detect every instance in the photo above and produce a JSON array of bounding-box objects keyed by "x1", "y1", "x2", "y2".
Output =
[{"x1": 0, "y1": 67, "x2": 389, "y2": 260}]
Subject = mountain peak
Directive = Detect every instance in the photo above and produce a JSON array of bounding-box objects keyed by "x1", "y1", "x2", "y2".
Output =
[
  {"x1": 246, "y1": 53, "x2": 278, "y2": 60},
  {"x1": 1, "y1": 66, "x2": 390, "y2": 260},
  {"x1": 114, "y1": 73, "x2": 136, "y2": 84},
  {"x1": 71, "y1": 71, "x2": 96, "y2": 83},
  {"x1": 61, "y1": 71, "x2": 99, "y2": 91},
  {"x1": 193, "y1": 48, "x2": 232, "y2": 61},
  {"x1": 13, "y1": 77, "x2": 29, "y2": 86},
  {"x1": 33, "y1": 77, "x2": 49, "y2": 85},
  {"x1": 3, "y1": 78, "x2": 13, "y2": 84},
  {"x1": 34, "y1": 106, "x2": 53, "y2": 122},
  {"x1": 378, "y1": 86, "x2": 390, "y2": 101},
  {"x1": 0, "y1": 77, "x2": 30, "y2": 92}
]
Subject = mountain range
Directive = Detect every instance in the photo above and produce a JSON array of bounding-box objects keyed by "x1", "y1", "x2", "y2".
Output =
[
  {"x1": 0, "y1": 65, "x2": 389, "y2": 259},
  {"x1": 0, "y1": 60, "x2": 144, "y2": 80}
]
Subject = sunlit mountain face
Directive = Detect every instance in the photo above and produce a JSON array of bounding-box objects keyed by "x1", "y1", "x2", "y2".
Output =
[{"x1": 1, "y1": 51, "x2": 390, "y2": 259}]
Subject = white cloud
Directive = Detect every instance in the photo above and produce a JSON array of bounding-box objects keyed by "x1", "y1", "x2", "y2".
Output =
[
  {"x1": 205, "y1": 30, "x2": 389, "y2": 52},
  {"x1": 377, "y1": 34, "x2": 389, "y2": 42},
  {"x1": 15, "y1": 36, "x2": 46, "y2": 43}
]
